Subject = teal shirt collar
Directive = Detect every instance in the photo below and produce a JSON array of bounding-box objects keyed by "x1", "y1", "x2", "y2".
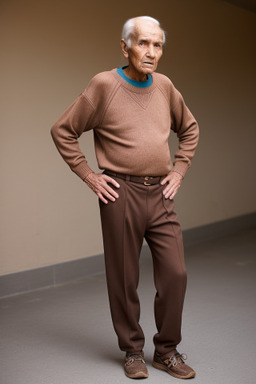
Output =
[{"x1": 116, "y1": 66, "x2": 152, "y2": 88}]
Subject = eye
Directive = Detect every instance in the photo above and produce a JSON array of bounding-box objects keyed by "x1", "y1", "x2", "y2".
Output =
[{"x1": 139, "y1": 41, "x2": 145, "y2": 46}]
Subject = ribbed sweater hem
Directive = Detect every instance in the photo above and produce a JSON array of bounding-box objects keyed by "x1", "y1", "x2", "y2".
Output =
[{"x1": 72, "y1": 161, "x2": 93, "y2": 181}]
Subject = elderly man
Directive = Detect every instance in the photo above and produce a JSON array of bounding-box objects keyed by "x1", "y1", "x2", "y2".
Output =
[{"x1": 51, "y1": 16, "x2": 199, "y2": 380}]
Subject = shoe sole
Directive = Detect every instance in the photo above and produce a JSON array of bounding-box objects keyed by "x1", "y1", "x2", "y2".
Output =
[
  {"x1": 125, "y1": 371, "x2": 149, "y2": 379},
  {"x1": 152, "y1": 361, "x2": 196, "y2": 379}
]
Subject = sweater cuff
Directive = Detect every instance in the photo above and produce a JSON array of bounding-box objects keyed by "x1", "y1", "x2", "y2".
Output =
[
  {"x1": 72, "y1": 161, "x2": 94, "y2": 181},
  {"x1": 171, "y1": 162, "x2": 190, "y2": 178}
]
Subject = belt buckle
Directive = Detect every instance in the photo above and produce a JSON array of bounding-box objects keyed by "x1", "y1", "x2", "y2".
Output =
[{"x1": 144, "y1": 176, "x2": 153, "y2": 186}]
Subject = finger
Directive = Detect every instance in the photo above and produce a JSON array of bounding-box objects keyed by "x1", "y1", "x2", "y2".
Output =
[
  {"x1": 104, "y1": 184, "x2": 119, "y2": 200},
  {"x1": 164, "y1": 184, "x2": 177, "y2": 199},
  {"x1": 163, "y1": 184, "x2": 171, "y2": 195},
  {"x1": 160, "y1": 176, "x2": 169, "y2": 186},
  {"x1": 164, "y1": 189, "x2": 173, "y2": 199},
  {"x1": 168, "y1": 190, "x2": 177, "y2": 200},
  {"x1": 103, "y1": 175, "x2": 120, "y2": 189},
  {"x1": 163, "y1": 182, "x2": 175, "y2": 196},
  {"x1": 98, "y1": 188, "x2": 118, "y2": 203},
  {"x1": 168, "y1": 185, "x2": 180, "y2": 199},
  {"x1": 98, "y1": 192, "x2": 109, "y2": 204},
  {"x1": 102, "y1": 189, "x2": 118, "y2": 202}
]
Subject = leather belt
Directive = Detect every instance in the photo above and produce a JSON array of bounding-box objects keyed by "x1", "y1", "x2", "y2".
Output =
[{"x1": 104, "y1": 170, "x2": 162, "y2": 186}]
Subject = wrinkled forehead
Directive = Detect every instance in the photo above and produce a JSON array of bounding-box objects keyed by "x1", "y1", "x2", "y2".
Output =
[{"x1": 132, "y1": 20, "x2": 164, "y2": 42}]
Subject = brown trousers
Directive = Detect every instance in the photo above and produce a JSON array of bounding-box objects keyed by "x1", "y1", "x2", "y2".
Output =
[{"x1": 99, "y1": 174, "x2": 187, "y2": 356}]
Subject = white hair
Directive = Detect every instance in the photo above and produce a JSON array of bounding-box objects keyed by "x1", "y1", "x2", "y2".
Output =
[{"x1": 122, "y1": 16, "x2": 166, "y2": 48}]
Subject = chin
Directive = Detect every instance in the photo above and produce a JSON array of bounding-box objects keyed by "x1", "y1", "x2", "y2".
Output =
[{"x1": 142, "y1": 68, "x2": 154, "y2": 75}]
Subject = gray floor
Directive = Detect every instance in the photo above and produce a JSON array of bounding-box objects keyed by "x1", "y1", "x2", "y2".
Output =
[{"x1": 1, "y1": 227, "x2": 256, "y2": 384}]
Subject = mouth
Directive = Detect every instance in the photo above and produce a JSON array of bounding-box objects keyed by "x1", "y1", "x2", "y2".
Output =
[{"x1": 143, "y1": 62, "x2": 154, "y2": 66}]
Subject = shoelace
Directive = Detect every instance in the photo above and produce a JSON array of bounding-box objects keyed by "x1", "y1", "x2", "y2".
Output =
[
  {"x1": 168, "y1": 353, "x2": 187, "y2": 368},
  {"x1": 125, "y1": 353, "x2": 145, "y2": 366}
]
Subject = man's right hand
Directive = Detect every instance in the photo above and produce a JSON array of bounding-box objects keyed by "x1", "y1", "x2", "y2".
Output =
[{"x1": 85, "y1": 172, "x2": 120, "y2": 204}]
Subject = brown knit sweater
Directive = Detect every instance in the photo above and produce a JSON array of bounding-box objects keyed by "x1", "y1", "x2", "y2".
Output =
[{"x1": 51, "y1": 69, "x2": 199, "y2": 180}]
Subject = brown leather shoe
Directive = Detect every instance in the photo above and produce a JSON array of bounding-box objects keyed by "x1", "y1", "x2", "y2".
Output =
[
  {"x1": 124, "y1": 351, "x2": 149, "y2": 379},
  {"x1": 152, "y1": 350, "x2": 196, "y2": 379}
]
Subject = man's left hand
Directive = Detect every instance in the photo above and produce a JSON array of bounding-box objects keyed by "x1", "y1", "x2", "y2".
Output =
[{"x1": 161, "y1": 172, "x2": 183, "y2": 200}]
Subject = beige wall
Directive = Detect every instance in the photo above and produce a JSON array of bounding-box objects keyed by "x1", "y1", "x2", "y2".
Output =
[{"x1": 1, "y1": 0, "x2": 255, "y2": 274}]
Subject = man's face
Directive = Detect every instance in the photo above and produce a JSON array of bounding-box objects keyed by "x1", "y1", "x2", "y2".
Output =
[{"x1": 121, "y1": 20, "x2": 164, "y2": 81}]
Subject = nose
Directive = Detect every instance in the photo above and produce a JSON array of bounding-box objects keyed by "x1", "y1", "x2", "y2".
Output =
[{"x1": 146, "y1": 44, "x2": 155, "y2": 58}]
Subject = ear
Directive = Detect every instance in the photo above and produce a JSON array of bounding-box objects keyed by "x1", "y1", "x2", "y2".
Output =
[{"x1": 120, "y1": 39, "x2": 129, "y2": 58}]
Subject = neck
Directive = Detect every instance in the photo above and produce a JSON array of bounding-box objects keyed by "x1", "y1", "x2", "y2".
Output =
[{"x1": 123, "y1": 66, "x2": 148, "y2": 82}]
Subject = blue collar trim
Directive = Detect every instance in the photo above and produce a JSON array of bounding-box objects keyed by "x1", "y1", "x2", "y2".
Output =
[{"x1": 116, "y1": 66, "x2": 152, "y2": 88}]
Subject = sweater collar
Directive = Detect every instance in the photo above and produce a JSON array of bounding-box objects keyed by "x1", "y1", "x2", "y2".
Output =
[
  {"x1": 112, "y1": 68, "x2": 156, "y2": 94},
  {"x1": 116, "y1": 66, "x2": 152, "y2": 88}
]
